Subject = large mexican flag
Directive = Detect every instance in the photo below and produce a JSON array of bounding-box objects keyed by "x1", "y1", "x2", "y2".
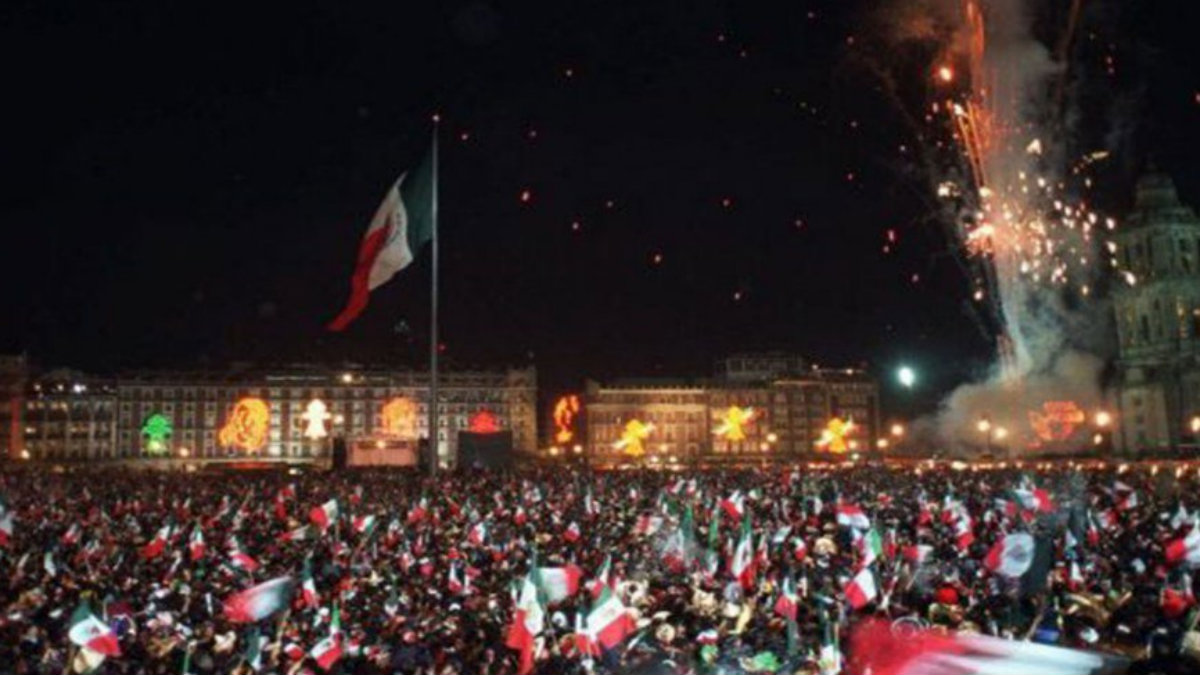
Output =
[{"x1": 328, "y1": 145, "x2": 434, "y2": 331}]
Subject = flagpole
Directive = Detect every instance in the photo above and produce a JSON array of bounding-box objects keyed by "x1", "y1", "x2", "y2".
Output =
[{"x1": 428, "y1": 117, "x2": 440, "y2": 477}]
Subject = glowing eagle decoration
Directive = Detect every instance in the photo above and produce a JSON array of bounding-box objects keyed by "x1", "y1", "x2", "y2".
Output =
[
  {"x1": 219, "y1": 397, "x2": 270, "y2": 451},
  {"x1": 713, "y1": 406, "x2": 756, "y2": 442},
  {"x1": 816, "y1": 417, "x2": 855, "y2": 454},
  {"x1": 614, "y1": 419, "x2": 654, "y2": 457}
]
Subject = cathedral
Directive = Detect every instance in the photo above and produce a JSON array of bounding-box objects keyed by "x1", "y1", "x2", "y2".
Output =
[{"x1": 1112, "y1": 170, "x2": 1200, "y2": 453}]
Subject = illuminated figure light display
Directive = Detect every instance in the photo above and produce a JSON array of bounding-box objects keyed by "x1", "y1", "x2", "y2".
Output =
[
  {"x1": 218, "y1": 397, "x2": 270, "y2": 451},
  {"x1": 1028, "y1": 401, "x2": 1086, "y2": 443},
  {"x1": 553, "y1": 395, "x2": 581, "y2": 444},
  {"x1": 301, "y1": 399, "x2": 331, "y2": 440},
  {"x1": 468, "y1": 410, "x2": 501, "y2": 434},
  {"x1": 141, "y1": 413, "x2": 172, "y2": 454},
  {"x1": 816, "y1": 417, "x2": 855, "y2": 454},
  {"x1": 614, "y1": 419, "x2": 654, "y2": 457},
  {"x1": 713, "y1": 406, "x2": 756, "y2": 442},
  {"x1": 380, "y1": 397, "x2": 418, "y2": 438}
]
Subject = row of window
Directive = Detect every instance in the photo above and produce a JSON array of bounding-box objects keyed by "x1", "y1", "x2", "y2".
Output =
[
  {"x1": 1118, "y1": 297, "x2": 1200, "y2": 349},
  {"x1": 1120, "y1": 233, "x2": 1200, "y2": 279},
  {"x1": 117, "y1": 385, "x2": 515, "y2": 400}
]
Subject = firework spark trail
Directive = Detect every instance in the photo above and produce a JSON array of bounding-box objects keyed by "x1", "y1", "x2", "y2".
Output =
[{"x1": 933, "y1": 0, "x2": 1125, "y2": 378}]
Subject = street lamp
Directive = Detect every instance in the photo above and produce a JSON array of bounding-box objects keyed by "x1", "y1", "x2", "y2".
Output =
[
  {"x1": 1190, "y1": 416, "x2": 1200, "y2": 435},
  {"x1": 897, "y1": 366, "x2": 917, "y2": 389},
  {"x1": 976, "y1": 418, "x2": 991, "y2": 434},
  {"x1": 993, "y1": 426, "x2": 1008, "y2": 441},
  {"x1": 890, "y1": 423, "x2": 905, "y2": 438},
  {"x1": 876, "y1": 438, "x2": 890, "y2": 450},
  {"x1": 1095, "y1": 411, "x2": 1112, "y2": 428}
]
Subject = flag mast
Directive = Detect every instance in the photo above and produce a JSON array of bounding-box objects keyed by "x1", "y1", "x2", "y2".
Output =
[{"x1": 428, "y1": 116, "x2": 440, "y2": 476}]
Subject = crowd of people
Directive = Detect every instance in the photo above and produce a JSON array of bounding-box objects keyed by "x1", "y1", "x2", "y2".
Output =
[{"x1": 1, "y1": 462, "x2": 1198, "y2": 674}]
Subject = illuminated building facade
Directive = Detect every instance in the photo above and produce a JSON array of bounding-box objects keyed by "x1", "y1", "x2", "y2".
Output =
[
  {"x1": 21, "y1": 364, "x2": 536, "y2": 464},
  {"x1": 1113, "y1": 171, "x2": 1200, "y2": 453},
  {"x1": 22, "y1": 370, "x2": 118, "y2": 461},
  {"x1": 0, "y1": 354, "x2": 28, "y2": 460},
  {"x1": 585, "y1": 354, "x2": 879, "y2": 465}
]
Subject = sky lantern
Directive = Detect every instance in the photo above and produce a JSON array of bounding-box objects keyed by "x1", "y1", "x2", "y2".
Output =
[{"x1": 219, "y1": 397, "x2": 270, "y2": 451}]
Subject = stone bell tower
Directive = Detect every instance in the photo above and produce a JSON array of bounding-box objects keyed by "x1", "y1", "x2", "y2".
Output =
[{"x1": 1113, "y1": 170, "x2": 1200, "y2": 453}]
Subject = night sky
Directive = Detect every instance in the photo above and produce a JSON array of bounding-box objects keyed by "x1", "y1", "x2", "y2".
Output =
[{"x1": 2, "y1": 0, "x2": 1197, "y2": 411}]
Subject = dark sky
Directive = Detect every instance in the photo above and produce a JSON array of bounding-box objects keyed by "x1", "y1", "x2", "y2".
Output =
[{"x1": 1, "y1": 0, "x2": 1197, "y2": 411}]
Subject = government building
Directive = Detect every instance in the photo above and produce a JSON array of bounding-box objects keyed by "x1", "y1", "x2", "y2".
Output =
[
  {"x1": 584, "y1": 353, "x2": 880, "y2": 466},
  {"x1": 1113, "y1": 170, "x2": 1200, "y2": 453},
  {"x1": 15, "y1": 364, "x2": 537, "y2": 466}
]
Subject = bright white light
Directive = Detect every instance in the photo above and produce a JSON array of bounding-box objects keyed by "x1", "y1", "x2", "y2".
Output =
[{"x1": 897, "y1": 366, "x2": 916, "y2": 389}]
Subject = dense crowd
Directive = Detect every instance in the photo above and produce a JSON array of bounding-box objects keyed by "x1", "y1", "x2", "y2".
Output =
[{"x1": 1, "y1": 462, "x2": 1198, "y2": 675}]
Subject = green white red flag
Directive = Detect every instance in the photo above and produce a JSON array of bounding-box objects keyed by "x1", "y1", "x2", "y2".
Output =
[
  {"x1": 223, "y1": 577, "x2": 294, "y2": 623},
  {"x1": 188, "y1": 526, "x2": 205, "y2": 561},
  {"x1": 68, "y1": 602, "x2": 121, "y2": 657},
  {"x1": 845, "y1": 567, "x2": 877, "y2": 610},
  {"x1": 352, "y1": 514, "x2": 377, "y2": 535},
  {"x1": 1166, "y1": 521, "x2": 1200, "y2": 568},
  {"x1": 280, "y1": 525, "x2": 311, "y2": 543},
  {"x1": 587, "y1": 583, "x2": 634, "y2": 652},
  {"x1": 536, "y1": 564, "x2": 582, "y2": 604},
  {"x1": 506, "y1": 572, "x2": 545, "y2": 675},
  {"x1": 140, "y1": 524, "x2": 172, "y2": 560},
  {"x1": 309, "y1": 500, "x2": 339, "y2": 529},
  {"x1": 310, "y1": 605, "x2": 344, "y2": 670},
  {"x1": 328, "y1": 146, "x2": 434, "y2": 331},
  {"x1": 774, "y1": 576, "x2": 798, "y2": 621},
  {"x1": 301, "y1": 559, "x2": 320, "y2": 608},
  {"x1": 730, "y1": 515, "x2": 755, "y2": 590}
]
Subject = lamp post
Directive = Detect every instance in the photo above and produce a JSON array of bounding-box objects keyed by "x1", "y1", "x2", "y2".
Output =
[
  {"x1": 1094, "y1": 410, "x2": 1112, "y2": 456},
  {"x1": 977, "y1": 417, "x2": 992, "y2": 455}
]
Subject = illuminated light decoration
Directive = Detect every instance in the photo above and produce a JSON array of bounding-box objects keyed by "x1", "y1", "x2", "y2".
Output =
[
  {"x1": 468, "y1": 410, "x2": 501, "y2": 434},
  {"x1": 713, "y1": 406, "x2": 756, "y2": 442},
  {"x1": 218, "y1": 398, "x2": 270, "y2": 451},
  {"x1": 815, "y1": 417, "x2": 855, "y2": 454},
  {"x1": 552, "y1": 395, "x2": 581, "y2": 444},
  {"x1": 301, "y1": 399, "x2": 331, "y2": 440},
  {"x1": 380, "y1": 397, "x2": 418, "y2": 439},
  {"x1": 1027, "y1": 401, "x2": 1086, "y2": 442},
  {"x1": 614, "y1": 419, "x2": 654, "y2": 457},
  {"x1": 141, "y1": 413, "x2": 173, "y2": 454}
]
